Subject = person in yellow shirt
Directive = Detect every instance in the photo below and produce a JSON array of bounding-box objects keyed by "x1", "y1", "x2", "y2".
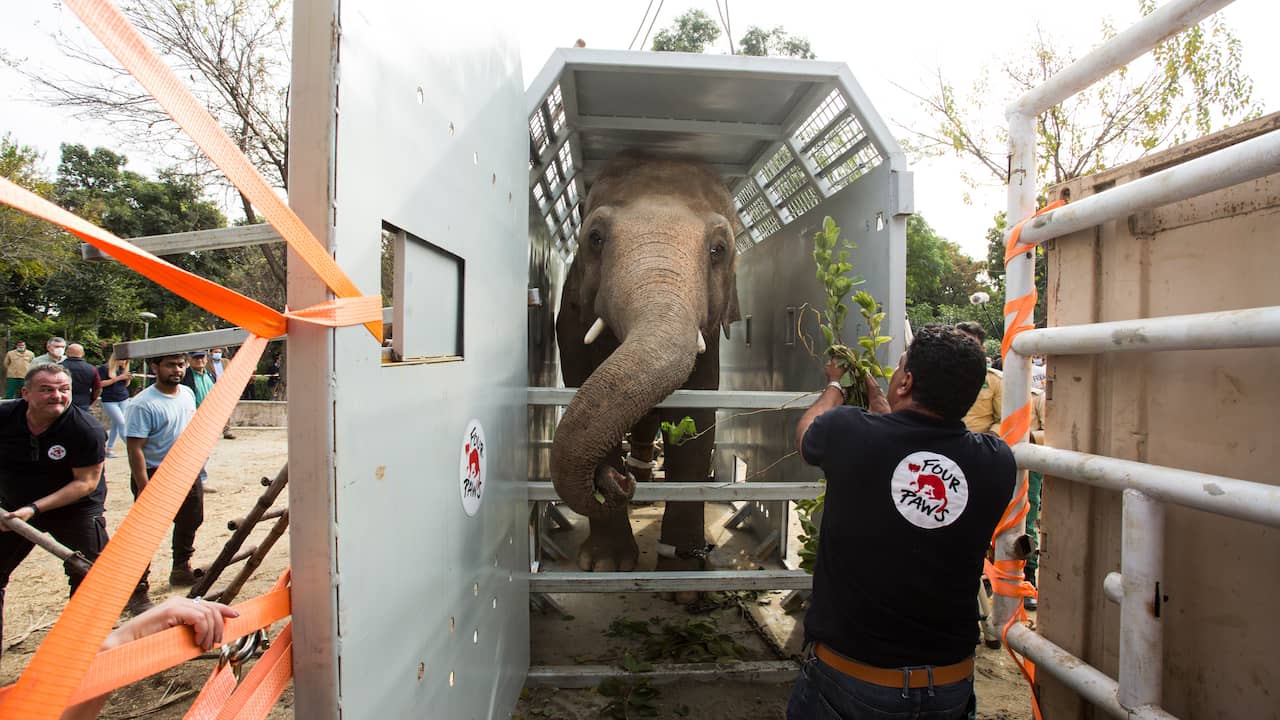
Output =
[
  {"x1": 956, "y1": 322, "x2": 1002, "y2": 434},
  {"x1": 3, "y1": 341, "x2": 35, "y2": 399}
]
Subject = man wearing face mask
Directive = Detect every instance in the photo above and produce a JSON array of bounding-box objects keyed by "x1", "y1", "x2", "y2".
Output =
[
  {"x1": 209, "y1": 348, "x2": 226, "y2": 377},
  {"x1": 32, "y1": 337, "x2": 67, "y2": 367}
]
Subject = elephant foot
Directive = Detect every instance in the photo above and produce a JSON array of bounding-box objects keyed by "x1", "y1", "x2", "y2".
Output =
[
  {"x1": 576, "y1": 508, "x2": 639, "y2": 572},
  {"x1": 656, "y1": 551, "x2": 705, "y2": 605}
]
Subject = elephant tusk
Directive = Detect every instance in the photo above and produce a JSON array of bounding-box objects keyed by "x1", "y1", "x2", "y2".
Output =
[
  {"x1": 584, "y1": 317, "x2": 607, "y2": 345},
  {"x1": 697, "y1": 330, "x2": 706, "y2": 354}
]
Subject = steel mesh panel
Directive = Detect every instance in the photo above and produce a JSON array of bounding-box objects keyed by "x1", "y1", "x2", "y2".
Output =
[
  {"x1": 794, "y1": 89, "x2": 848, "y2": 147},
  {"x1": 783, "y1": 186, "x2": 821, "y2": 219},
  {"x1": 827, "y1": 143, "x2": 882, "y2": 191},
  {"x1": 808, "y1": 115, "x2": 868, "y2": 171},
  {"x1": 767, "y1": 164, "x2": 808, "y2": 206},
  {"x1": 757, "y1": 145, "x2": 794, "y2": 184}
]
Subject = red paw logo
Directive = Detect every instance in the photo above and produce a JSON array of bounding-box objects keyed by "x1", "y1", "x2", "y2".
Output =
[
  {"x1": 891, "y1": 452, "x2": 968, "y2": 529},
  {"x1": 459, "y1": 421, "x2": 487, "y2": 517},
  {"x1": 47, "y1": 445, "x2": 67, "y2": 461}
]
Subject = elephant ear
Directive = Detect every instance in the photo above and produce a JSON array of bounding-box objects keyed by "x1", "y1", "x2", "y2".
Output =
[{"x1": 721, "y1": 270, "x2": 741, "y2": 340}]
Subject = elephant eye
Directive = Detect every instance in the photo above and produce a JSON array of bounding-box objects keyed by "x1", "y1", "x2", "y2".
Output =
[
  {"x1": 710, "y1": 241, "x2": 727, "y2": 261},
  {"x1": 588, "y1": 228, "x2": 605, "y2": 250}
]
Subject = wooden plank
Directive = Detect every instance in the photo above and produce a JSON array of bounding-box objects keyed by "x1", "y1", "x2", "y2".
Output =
[
  {"x1": 526, "y1": 481, "x2": 823, "y2": 502},
  {"x1": 528, "y1": 570, "x2": 812, "y2": 593},
  {"x1": 525, "y1": 661, "x2": 799, "y2": 688}
]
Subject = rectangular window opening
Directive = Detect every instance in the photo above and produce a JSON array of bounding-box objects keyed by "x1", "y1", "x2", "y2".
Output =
[{"x1": 382, "y1": 222, "x2": 465, "y2": 364}]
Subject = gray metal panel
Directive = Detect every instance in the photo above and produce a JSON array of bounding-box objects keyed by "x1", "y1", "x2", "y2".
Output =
[
  {"x1": 718, "y1": 162, "x2": 907, "y2": 555},
  {"x1": 290, "y1": 3, "x2": 528, "y2": 718}
]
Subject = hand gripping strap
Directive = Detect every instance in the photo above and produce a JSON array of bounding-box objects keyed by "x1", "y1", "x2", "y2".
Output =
[
  {"x1": 0, "y1": 339, "x2": 267, "y2": 718},
  {"x1": 64, "y1": 0, "x2": 381, "y2": 341}
]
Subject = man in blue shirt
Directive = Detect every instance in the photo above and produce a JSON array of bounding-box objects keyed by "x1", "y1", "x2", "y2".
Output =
[{"x1": 126, "y1": 354, "x2": 203, "y2": 588}]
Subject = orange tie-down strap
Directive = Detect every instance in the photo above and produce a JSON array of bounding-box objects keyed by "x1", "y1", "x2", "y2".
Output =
[
  {"x1": 1003, "y1": 200, "x2": 1067, "y2": 265},
  {"x1": 984, "y1": 470, "x2": 1044, "y2": 720},
  {"x1": 0, "y1": 339, "x2": 265, "y2": 718},
  {"x1": 0, "y1": 588, "x2": 289, "y2": 706},
  {"x1": 64, "y1": 0, "x2": 381, "y2": 341}
]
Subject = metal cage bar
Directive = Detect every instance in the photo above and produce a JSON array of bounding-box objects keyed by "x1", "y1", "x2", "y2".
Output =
[{"x1": 999, "y1": 2, "x2": 1272, "y2": 718}]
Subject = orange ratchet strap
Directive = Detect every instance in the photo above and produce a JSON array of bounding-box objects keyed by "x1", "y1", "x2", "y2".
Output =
[{"x1": 63, "y1": 0, "x2": 381, "y2": 341}]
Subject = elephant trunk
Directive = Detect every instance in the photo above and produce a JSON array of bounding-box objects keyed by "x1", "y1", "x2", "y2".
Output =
[{"x1": 551, "y1": 308, "x2": 700, "y2": 518}]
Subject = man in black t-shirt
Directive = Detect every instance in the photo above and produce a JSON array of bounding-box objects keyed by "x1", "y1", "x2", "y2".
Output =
[
  {"x1": 0, "y1": 364, "x2": 152, "y2": 651},
  {"x1": 788, "y1": 325, "x2": 1016, "y2": 720}
]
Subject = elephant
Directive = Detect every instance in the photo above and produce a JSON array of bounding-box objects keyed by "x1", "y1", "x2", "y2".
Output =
[{"x1": 552, "y1": 152, "x2": 740, "y2": 585}]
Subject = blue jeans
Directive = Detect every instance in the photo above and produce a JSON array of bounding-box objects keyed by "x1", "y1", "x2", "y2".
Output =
[
  {"x1": 787, "y1": 650, "x2": 974, "y2": 719},
  {"x1": 102, "y1": 398, "x2": 130, "y2": 451}
]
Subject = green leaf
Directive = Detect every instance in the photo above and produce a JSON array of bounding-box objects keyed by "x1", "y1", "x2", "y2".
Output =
[{"x1": 820, "y1": 325, "x2": 834, "y2": 346}]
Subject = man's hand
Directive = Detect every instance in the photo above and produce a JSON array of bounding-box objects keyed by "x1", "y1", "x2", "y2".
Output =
[
  {"x1": 104, "y1": 596, "x2": 240, "y2": 652},
  {"x1": 0, "y1": 505, "x2": 36, "y2": 529},
  {"x1": 865, "y1": 372, "x2": 891, "y2": 415},
  {"x1": 824, "y1": 357, "x2": 844, "y2": 383}
]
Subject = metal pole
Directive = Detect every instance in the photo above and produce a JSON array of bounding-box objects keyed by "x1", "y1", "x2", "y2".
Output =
[
  {"x1": 1012, "y1": 305, "x2": 1280, "y2": 355},
  {"x1": 1119, "y1": 490, "x2": 1164, "y2": 709},
  {"x1": 1015, "y1": 129, "x2": 1280, "y2": 247},
  {"x1": 994, "y1": 111, "x2": 1038, "y2": 628},
  {"x1": 1008, "y1": 0, "x2": 1234, "y2": 117},
  {"x1": 1014, "y1": 444, "x2": 1280, "y2": 527},
  {"x1": 1006, "y1": 624, "x2": 1179, "y2": 720}
]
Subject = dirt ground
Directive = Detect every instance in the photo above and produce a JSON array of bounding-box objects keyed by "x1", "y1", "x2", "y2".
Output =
[
  {"x1": 1, "y1": 430, "x2": 1034, "y2": 719},
  {"x1": 0, "y1": 428, "x2": 293, "y2": 719},
  {"x1": 514, "y1": 502, "x2": 1036, "y2": 720}
]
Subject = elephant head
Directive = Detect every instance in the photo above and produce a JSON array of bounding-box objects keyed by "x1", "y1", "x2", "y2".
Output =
[{"x1": 551, "y1": 153, "x2": 741, "y2": 517}]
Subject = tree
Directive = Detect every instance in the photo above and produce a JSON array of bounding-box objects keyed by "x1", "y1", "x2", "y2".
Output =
[
  {"x1": 904, "y1": 213, "x2": 999, "y2": 336},
  {"x1": 8, "y1": 0, "x2": 291, "y2": 287},
  {"x1": 738, "y1": 26, "x2": 816, "y2": 59},
  {"x1": 651, "y1": 9, "x2": 722, "y2": 53},
  {"x1": 903, "y1": 2, "x2": 1262, "y2": 189},
  {"x1": 45, "y1": 143, "x2": 231, "y2": 340},
  {"x1": 649, "y1": 10, "x2": 815, "y2": 59},
  {"x1": 0, "y1": 137, "x2": 75, "y2": 335},
  {"x1": 905, "y1": 214, "x2": 948, "y2": 304}
]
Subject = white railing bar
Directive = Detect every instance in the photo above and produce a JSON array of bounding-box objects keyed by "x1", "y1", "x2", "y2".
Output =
[
  {"x1": 528, "y1": 387, "x2": 818, "y2": 410},
  {"x1": 527, "y1": 569, "x2": 812, "y2": 593},
  {"x1": 1014, "y1": 444, "x2": 1280, "y2": 527},
  {"x1": 1015, "y1": 129, "x2": 1280, "y2": 247},
  {"x1": 1008, "y1": 0, "x2": 1233, "y2": 116},
  {"x1": 527, "y1": 481, "x2": 824, "y2": 502},
  {"x1": 1006, "y1": 625, "x2": 1178, "y2": 720},
  {"x1": 526, "y1": 661, "x2": 798, "y2": 688},
  {"x1": 1119, "y1": 490, "x2": 1164, "y2": 708},
  {"x1": 1012, "y1": 306, "x2": 1280, "y2": 355}
]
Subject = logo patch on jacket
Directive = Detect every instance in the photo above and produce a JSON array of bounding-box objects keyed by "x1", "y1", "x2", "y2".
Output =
[
  {"x1": 891, "y1": 451, "x2": 968, "y2": 529},
  {"x1": 47, "y1": 444, "x2": 67, "y2": 461}
]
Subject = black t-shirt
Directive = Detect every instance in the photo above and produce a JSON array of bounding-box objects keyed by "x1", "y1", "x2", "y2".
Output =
[
  {"x1": 801, "y1": 407, "x2": 1016, "y2": 667},
  {"x1": 63, "y1": 357, "x2": 100, "y2": 409},
  {"x1": 97, "y1": 365, "x2": 130, "y2": 403},
  {"x1": 0, "y1": 400, "x2": 107, "y2": 513}
]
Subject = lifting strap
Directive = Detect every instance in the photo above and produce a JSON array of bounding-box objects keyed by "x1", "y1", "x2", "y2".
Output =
[
  {"x1": 0, "y1": 1, "x2": 384, "y2": 714},
  {"x1": 986, "y1": 199, "x2": 1067, "y2": 720}
]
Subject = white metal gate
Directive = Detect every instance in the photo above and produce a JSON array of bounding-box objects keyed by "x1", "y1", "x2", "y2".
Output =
[{"x1": 995, "y1": 1, "x2": 1280, "y2": 717}]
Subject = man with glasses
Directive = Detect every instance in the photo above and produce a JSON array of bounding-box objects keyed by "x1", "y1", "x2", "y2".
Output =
[{"x1": 0, "y1": 364, "x2": 152, "y2": 650}]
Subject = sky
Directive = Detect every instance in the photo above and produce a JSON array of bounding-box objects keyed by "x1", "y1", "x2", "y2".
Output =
[{"x1": 3, "y1": 0, "x2": 1277, "y2": 259}]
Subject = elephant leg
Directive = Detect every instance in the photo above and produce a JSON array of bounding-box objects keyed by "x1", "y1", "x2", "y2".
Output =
[
  {"x1": 626, "y1": 412, "x2": 662, "y2": 484},
  {"x1": 576, "y1": 444, "x2": 640, "y2": 572},
  {"x1": 656, "y1": 407, "x2": 715, "y2": 603}
]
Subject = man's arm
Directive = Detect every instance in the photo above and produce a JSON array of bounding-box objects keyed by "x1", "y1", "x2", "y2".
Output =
[
  {"x1": 2, "y1": 463, "x2": 102, "y2": 525},
  {"x1": 795, "y1": 358, "x2": 852, "y2": 460},
  {"x1": 127, "y1": 436, "x2": 149, "y2": 492},
  {"x1": 90, "y1": 374, "x2": 101, "y2": 405}
]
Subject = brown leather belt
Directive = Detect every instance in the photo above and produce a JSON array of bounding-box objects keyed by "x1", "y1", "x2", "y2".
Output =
[{"x1": 814, "y1": 643, "x2": 974, "y2": 689}]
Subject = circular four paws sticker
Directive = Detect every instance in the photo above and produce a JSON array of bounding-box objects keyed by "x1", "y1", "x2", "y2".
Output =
[{"x1": 459, "y1": 420, "x2": 486, "y2": 516}]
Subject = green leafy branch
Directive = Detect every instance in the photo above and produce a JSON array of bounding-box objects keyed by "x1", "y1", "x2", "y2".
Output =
[{"x1": 806, "y1": 217, "x2": 892, "y2": 408}]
